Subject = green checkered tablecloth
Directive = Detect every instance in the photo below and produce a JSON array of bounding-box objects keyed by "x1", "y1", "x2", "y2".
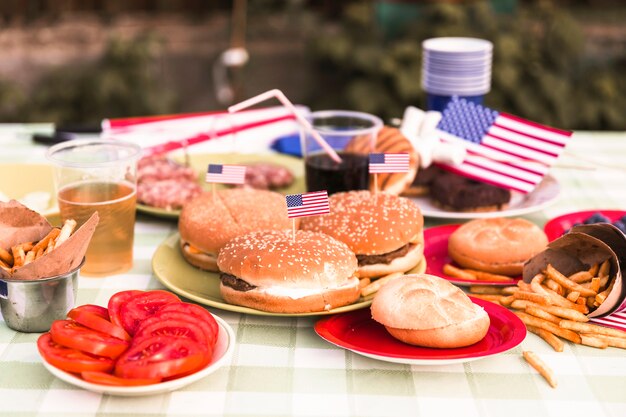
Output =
[{"x1": 0, "y1": 126, "x2": 625, "y2": 417}]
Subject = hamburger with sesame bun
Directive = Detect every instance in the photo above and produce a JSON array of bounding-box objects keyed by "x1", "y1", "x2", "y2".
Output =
[
  {"x1": 217, "y1": 230, "x2": 360, "y2": 313},
  {"x1": 300, "y1": 191, "x2": 424, "y2": 278},
  {"x1": 179, "y1": 188, "x2": 295, "y2": 272}
]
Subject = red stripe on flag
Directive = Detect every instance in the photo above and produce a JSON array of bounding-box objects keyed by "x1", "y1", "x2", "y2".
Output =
[
  {"x1": 436, "y1": 164, "x2": 529, "y2": 194},
  {"x1": 487, "y1": 132, "x2": 560, "y2": 157},
  {"x1": 465, "y1": 149, "x2": 546, "y2": 176},
  {"x1": 500, "y1": 113, "x2": 573, "y2": 137},
  {"x1": 462, "y1": 159, "x2": 536, "y2": 186}
]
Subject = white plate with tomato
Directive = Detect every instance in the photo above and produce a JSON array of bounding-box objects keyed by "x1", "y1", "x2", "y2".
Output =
[{"x1": 37, "y1": 290, "x2": 235, "y2": 396}]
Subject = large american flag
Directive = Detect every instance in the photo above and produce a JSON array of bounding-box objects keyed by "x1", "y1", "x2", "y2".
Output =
[
  {"x1": 205, "y1": 164, "x2": 246, "y2": 184},
  {"x1": 285, "y1": 191, "x2": 330, "y2": 218},
  {"x1": 436, "y1": 98, "x2": 573, "y2": 193},
  {"x1": 369, "y1": 153, "x2": 410, "y2": 173}
]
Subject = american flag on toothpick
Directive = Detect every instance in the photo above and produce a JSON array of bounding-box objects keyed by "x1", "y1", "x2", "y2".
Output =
[
  {"x1": 369, "y1": 153, "x2": 410, "y2": 173},
  {"x1": 286, "y1": 191, "x2": 330, "y2": 218},
  {"x1": 205, "y1": 164, "x2": 246, "y2": 185},
  {"x1": 436, "y1": 97, "x2": 573, "y2": 194}
]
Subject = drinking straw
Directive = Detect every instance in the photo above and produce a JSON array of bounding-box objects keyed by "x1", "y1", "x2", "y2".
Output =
[
  {"x1": 102, "y1": 110, "x2": 225, "y2": 131},
  {"x1": 228, "y1": 89, "x2": 342, "y2": 164},
  {"x1": 140, "y1": 113, "x2": 294, "y2": 157}
]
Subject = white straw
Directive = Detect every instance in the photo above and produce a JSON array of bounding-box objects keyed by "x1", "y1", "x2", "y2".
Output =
[{"x1": 228, "y1": 89, "x2": 342, "y2": 163}]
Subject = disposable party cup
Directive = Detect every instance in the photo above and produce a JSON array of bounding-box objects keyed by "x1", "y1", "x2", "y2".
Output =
[
  {"x1": 426, "y1": 94, "x2": 485, "y2": 112},
  {"x1": 46, "y1": 139, "x2": 141, "y2": 277},
  {"x1": 302, "y1": 110, "x2": 383, "y2": 195},
  {"x1": 0, "y1": 258, "x2": 83, "y2": 332}
]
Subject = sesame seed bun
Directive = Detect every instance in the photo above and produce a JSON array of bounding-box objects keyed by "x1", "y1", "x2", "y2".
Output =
[
  {"x1": 300, "y1": 191, "x2": 424, "y2": 277},
  {"x1": 371, "y1": 274, "x2": 490, "y2": 348},
  {"x1": 345, "y1": 126, "x2": 419, "y2": 195},
  {"x1": 217, "y1": 230, "x2": 360, "y2": 313},
  {"x1": 179, "y1": 189, "x2": 295, "y2": 271},
  {"x1": 448, "y1": 218, "x2": 549, "y2": 276}
]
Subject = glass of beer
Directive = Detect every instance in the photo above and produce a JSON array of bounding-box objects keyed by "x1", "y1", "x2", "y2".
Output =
[
  {"x1": 46, "y1": 139, "x2": 141, "y2": 277},
  {"x1": 303, "y1": 110, "x2": 383, "y2": 195}
]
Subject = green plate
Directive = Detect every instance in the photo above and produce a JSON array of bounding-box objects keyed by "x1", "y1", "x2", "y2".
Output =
[
  {"x1": 0, "y1": 163, "x2": 58, "y2": 217},
  {"x1": 152, "y1": 233, "x2": 427, "y2": 317},
  {"x1": 137, "y1": 153, "x2": 306, "y2": 219}
]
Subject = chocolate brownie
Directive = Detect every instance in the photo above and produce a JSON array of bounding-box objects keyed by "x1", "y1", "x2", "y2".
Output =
[{"x1": 430, "y1": 170, "x2": 511, "y2": 211}]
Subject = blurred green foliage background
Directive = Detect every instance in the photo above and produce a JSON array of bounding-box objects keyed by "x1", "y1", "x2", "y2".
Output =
[
  {"x1": 307, "y1": 1, "x2": 626, "y2": 130},
  {"x1": 0, "y1": 0, "x2": 624, "y2": 130}
]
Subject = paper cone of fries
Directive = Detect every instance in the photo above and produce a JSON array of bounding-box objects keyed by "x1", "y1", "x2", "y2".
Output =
[
  {"x1": 0, "y1": 200, "x2": 98, "y2": 280},
  {"x1": 523, "y1": 223, "x2": 626, "y2": 319}
]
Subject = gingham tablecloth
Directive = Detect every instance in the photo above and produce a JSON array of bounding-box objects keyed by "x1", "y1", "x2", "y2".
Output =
[{"x1": 0, "y1": 126, "x2": 625, "y2": 417}]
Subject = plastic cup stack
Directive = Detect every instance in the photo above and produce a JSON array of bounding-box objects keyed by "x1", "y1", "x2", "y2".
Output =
[{"x1": 421, "y1": 37, "x2": 493, "y2": 110}]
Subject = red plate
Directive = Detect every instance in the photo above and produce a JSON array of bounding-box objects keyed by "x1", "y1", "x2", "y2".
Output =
[
  {"x1": 423, "y1": 224, "x2": 520, "y2": 286},
  {"x1": 544, "y1": 210, "x2": 626, "y2": 241},
  {"x1": 314, "y1": 298, "x2": 526, "y2": 365}
]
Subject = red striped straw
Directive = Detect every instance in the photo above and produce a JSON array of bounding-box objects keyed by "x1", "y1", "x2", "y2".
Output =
[
  {"x1": 102, "y1": 110, "x2": 225, "y2": 131},
  {"x1": 228, "y1": 89, "x2": 342, "y2": 163},
  {"x1": 141, "y1": 113, "x2": 295, "y2": 157}
]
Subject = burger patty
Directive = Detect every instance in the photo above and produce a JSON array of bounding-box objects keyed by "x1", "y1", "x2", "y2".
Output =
[
  {"x1": 356, "y1": 243, "x2": 411, "y2": 266},
  {"x1": 220, "y1": 273, "x2": 257, "y2": 292}
]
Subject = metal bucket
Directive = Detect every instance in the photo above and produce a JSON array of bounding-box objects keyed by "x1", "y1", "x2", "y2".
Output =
[{"x1": 0, "y1": 258, "x2": 83, "y2": 333}]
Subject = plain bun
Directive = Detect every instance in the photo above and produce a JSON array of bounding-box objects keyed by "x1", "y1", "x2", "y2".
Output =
[
  {"x1": 371, "y1": 274, "x2": 490, "y2": 348},
  {"x1": 217, "y1": 230, "x2": 360, "y2": 313},
  {"x1": 178, "y1": 188, "x2": 295, "y2": 271},
  {"x1": 448, "y1": 218, "x2": 548, "y2": 276}
]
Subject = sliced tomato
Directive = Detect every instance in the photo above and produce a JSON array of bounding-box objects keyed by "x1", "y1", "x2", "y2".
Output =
[
  {"x1": 69, "y1": 304, "x2": 110, "y2": 321},
  {"x1": 133, "y1": 318, "x2": 212, "y2": 353},
  {"x1": 108, "y1": 290, "x2": 144, "y2": 328},
  {"x1": 139, "y1": 310, "x2": 216, "y2": 349},
  {"x1": 159, "y1": 303, "x2": 219, "y2": 340},
  {"x1": 81, "y1": 371, "x2": 161, "y2": 386},
  {"x1": 50, "y1": 320, "x2": 129, "y2": 359},
  {"x1": 37, "y1": 333, "x2": 114, "y2": 374},
  {"x1": 68, "y1": 308, "x2": 131, "y2": 342},
  {"x1": 114, "y1": 335, "x2": 207, "y2": 380},
  {"x1": 119, "y1": 290, "x2": 181, "y2": 335}
]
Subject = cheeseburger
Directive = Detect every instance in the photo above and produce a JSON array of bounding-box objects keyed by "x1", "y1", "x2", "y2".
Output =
[
  {"x1": 179, "y1": 188, "x2": 294, "y2": 271},
  {"x1": 371, "y1": 274, "x2": 490, "y2": 348},
  {"x1": 217, "y1": 230, "x2": 360, "y2": 313},
  {"x1": 300, "y1": 191, "x2": 424, "y2": 278}
]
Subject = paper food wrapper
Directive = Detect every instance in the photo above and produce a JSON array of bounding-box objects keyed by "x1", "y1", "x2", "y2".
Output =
[
  {"x1": 0, "y1": 200, "x2": 98, "y2": 280},
  {"x1": 523, "y1": 223, "x2": 626, "y2": 318}
]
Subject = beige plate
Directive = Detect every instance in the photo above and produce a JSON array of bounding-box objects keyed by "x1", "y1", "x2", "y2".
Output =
[
  {"x1": 137, "y1": 153, "x2": 306, "y2": 219},
  {"x1": 0, "y1": 163, "x2": 58, "y2": 217},
  {"x1": 152, "y1": 233, "x2": 427, "y2": 317}
]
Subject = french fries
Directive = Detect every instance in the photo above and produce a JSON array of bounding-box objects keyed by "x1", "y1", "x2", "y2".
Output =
[
  {"x1": 0, "y1": 219, "x2": 77, "y2": 275},
  {"x1": 473, "y1": 260, "x2": 624, "y2": 367},
  {"x1": 443, "y1": 263, "x2": 516, "y2": 282},
  {"x1": 360, "y1": 272, "x2": 403, "y2": 297},
  {"x1": 523, "y1": 351, "x2": 558, "y2": 388},
  {"x1": 527, "y1": 326, "x2": 564, "y2": 352}
]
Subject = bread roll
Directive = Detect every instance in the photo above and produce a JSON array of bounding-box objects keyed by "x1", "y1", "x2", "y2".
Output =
[
  {"x1": 371, "y1": 274, "x2": 490, "y2": 348},
  {"x1": 448, "y1": 218, "x2": 549, "y2": 276}
]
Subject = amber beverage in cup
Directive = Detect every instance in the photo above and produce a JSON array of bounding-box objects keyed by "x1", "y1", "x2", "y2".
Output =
[
  {"x1": 47, "y1": 139, "x2": 141, "y2": 276},
  {"x1": 303, "y1": 110, "x2": 383, "y2": 195}
]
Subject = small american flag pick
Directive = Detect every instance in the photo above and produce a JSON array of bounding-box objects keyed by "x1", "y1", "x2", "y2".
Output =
[
  {"x1": 205, "y1": 164, "x2": 246, "y2": 185},
  {"x1": 285, "y1": 191, "x2": 330, "y2": 218},
  {"x1": 436, "y1": 97, "x2": 572, "y2": 194},
  {"x1": 369, "y1": 153, "x2": 410, "y2": 174}
]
